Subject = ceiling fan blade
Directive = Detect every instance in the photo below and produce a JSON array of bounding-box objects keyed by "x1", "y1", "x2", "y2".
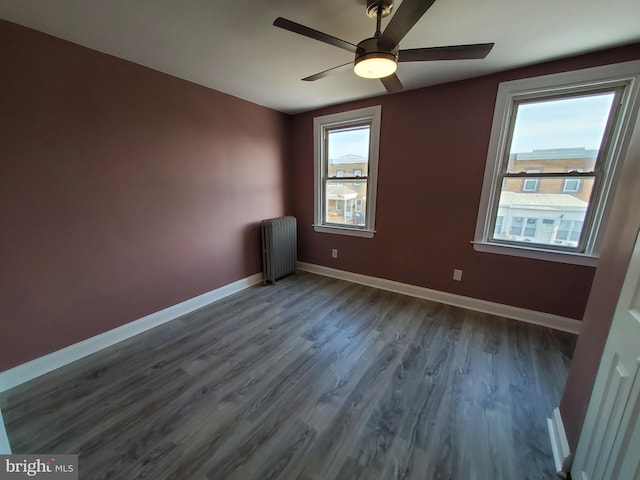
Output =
[
  {"x1": 273, "y1": 17, "x2": 357, "y2": 53},
  {"x1": 399, "y1": 43, "x2": 494, "y2": 62},
  {"x1": 379, "y1": 0, "x2": 437, "y2": 49},
  {"x1": 302, "y1": 62, "x2": 354, "y2": 82},
  {"x1": 380, "y1": 73, "x2": 403, "y2": 93}
]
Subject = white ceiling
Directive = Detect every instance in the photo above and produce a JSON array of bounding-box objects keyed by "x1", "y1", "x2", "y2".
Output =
[{"x1": 1, "y1": 0, "x2": 639, "y2": 114}]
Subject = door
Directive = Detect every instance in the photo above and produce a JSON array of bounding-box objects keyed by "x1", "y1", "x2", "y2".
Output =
[
  {"x1": 572, "y1": 228, "x2": 640, "y2": 479},
  {"x1": 539, "y1": 218, "x2": 555, "y2": 244}
]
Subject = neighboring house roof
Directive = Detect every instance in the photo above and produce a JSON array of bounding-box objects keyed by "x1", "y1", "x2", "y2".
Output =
[
  {"x1": 327, "y1": 185, "x2": 358, "y2": 200},
  {"x1": 510, "y1": 147, "x2": 598, "y2": 161},
  {"x1": 330, "y1": 154, "x2": 367, "y2": 165},
  {"x1": 499, "y1": 191, "x2": 588, "y2": 208}
]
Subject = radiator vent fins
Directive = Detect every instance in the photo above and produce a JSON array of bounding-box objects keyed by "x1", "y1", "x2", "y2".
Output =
[{"x1": 261, "y1": 216, "x2": 297, "y2": 285}]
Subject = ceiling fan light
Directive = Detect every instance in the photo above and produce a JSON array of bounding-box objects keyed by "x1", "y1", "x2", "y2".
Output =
[{"x1": 354, "y1": 52, "x2": 397, "y2": 79}]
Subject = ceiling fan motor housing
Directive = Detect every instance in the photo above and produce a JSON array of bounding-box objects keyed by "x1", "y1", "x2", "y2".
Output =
[{"x1": 354, "y1": 37, "x2": 399, "y2": 78}]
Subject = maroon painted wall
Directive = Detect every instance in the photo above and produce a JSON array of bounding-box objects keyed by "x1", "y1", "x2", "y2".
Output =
[
  {"x1": 0, "y1": 21, "x2": 289, "y2": 371},
  {"x1": 289, "y1": 44, "x2": 640, "y2": 320},
  {"x1": 560, "y1": 116, "x2": 640, "y2": 450}
]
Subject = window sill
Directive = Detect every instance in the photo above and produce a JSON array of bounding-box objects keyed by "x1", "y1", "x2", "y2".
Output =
[
  {"x1": 313, "y1": 224, "x2": 375, "y2": 238},
  {"x1": 472, "y1": 241, "x2": 599, "y2": 267}
]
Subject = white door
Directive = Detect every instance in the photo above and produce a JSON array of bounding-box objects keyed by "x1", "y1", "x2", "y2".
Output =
[
  {"x1": 572, "y1": 228, "x2": 640, "y2": 480},
  {"x1": 538, "y1": 218, "x2": 555, "y2": 244}
]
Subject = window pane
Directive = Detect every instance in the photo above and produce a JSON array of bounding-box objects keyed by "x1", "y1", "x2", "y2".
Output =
[
  {"x1": 493, "y1": 177, "x2": 593, "y2": 248},
  {"x1": 509, "y1": 217, "x2": 524, "y2": 236},
  {"x1": 523, "y1": 218, "x2": 537, "y2": 237},
  {"x1": 570, "y1": 221, "x2": 584, "y2": 242},
  {"x1": 522, "y1": 178, "x2": 539, "y2": 192},
  {"x1": 506, "y1": 92, "x2": 615, "y2": 174},
  {"x1": 556, "y1": 220, "x2": 571, "y2": 240},
  {"x1": 327, "y1": 126, "x2": 370, "y2": 179},
  {"x1": 325, "y1": 180, "x2": 367, "y2": 226},
  {"x1": 563, "y1": 178, "x2": 581, "y2": 192}
]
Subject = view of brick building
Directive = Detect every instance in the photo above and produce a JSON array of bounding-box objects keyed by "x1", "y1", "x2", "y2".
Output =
[
  {"x1": 326, "y1": 154, "x2": 368, "y2": 226},
  {"x1": 494, "y1": 147, "x2": 596, "y2": 247}
]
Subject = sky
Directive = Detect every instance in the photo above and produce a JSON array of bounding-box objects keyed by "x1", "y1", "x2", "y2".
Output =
[
  {"x1": 328, "y1": 126, "x2": 370, "y2": 159},
  {"x1": 510, "y1": 92, "x2": 615, "y2": 153}
]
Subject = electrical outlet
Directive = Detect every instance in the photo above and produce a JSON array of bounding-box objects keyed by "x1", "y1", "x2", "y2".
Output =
[
  {"x1": 453, "y1": 269, "x2": 463, "y2": 281},
  {"x1": 332, "y1": 249, "x2": 338, "y2": 259}
]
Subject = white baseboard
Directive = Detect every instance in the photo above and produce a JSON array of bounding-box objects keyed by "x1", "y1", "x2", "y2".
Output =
[
  {"x1": 297, "y1": 262, "x2": 581, "y2": 334},
  {"x1": 548, "y1": 407, "x2": 572, "y2": 478},
  {"x1": 0, "y1": 408, "x2": 10, "y2": 454},
  {"x1": 0, "y1": 273, "x2": 263, "y2": 394}
]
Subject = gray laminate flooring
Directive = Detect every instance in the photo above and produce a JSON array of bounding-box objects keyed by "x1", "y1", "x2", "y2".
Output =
[{"x1": 0, "y1": 272, "x2": 576, "y2": 479}]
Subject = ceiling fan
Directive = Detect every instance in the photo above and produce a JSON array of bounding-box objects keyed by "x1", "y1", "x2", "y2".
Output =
[{"x1": 273, "y1": 0, "x2": 494, "y2": 93}]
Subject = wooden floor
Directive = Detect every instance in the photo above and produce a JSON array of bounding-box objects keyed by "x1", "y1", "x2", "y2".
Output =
[{"x1": 1, "y1": 272, "x2": 576, "y2": 480}]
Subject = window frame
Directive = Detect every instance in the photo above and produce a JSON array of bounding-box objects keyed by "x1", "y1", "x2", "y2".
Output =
[
  {"x1": 313, "y1": 105, "x2": 381, "y2": 238},
  {"x1": 491, "y1": 87, "x2": 623, "y2": 255},
  {"x1": 474, "y1": 61, "x2": 640, "y2": 266}
]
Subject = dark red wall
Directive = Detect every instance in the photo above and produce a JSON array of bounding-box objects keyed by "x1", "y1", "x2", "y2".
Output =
[
  {"x1": 289, "y1": 44, "x2": 640, "y2": 320},
  {"x1": 560, "y1": 117, "x2": 640, "y2": 450},
  {"x1": 0, "y1": 21, "x2": 289, "y2": 371}
]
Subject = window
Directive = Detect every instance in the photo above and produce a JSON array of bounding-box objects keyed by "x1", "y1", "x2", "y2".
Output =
[
  {"x1": 556, "y1": 220, "x2": 583, "y2": 244},
  {"x1": 474, "y1": 61, "x2": 640, "y2": 266},
  {"x1": 563, "y1": 169, "x2": 583, "y2": 192},
  {"x1": 509, "y1": 217, "x2": 538, "y2": 238},
  {"x1": 522, "y1": 170, "x2": 541, "y2": 192},
  {"x1": 522, "y1": 178, "x2": 539, "y2": 192},
  {"x1": 313, "y1": 106, "x2": 381, "y2": 238},
  {"x1": 353, "y1": 168, "x2": 364, "y2": 187},
  {"x1": 563, "y1": 178, "x2": 580, "y2": 192}
]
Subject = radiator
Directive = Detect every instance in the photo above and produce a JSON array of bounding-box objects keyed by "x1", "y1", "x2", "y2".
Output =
[{"x1": 261, "y1": 216, "x2": 297, "y2": 285}]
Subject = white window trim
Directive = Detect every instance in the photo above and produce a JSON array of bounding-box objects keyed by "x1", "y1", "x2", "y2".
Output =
[
  {"x1": 313, "y1": 105, "x2": 381, "y2": 238},
  {"x1": 473, "y1": 60, "x2": 640, "y2": 266}
]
